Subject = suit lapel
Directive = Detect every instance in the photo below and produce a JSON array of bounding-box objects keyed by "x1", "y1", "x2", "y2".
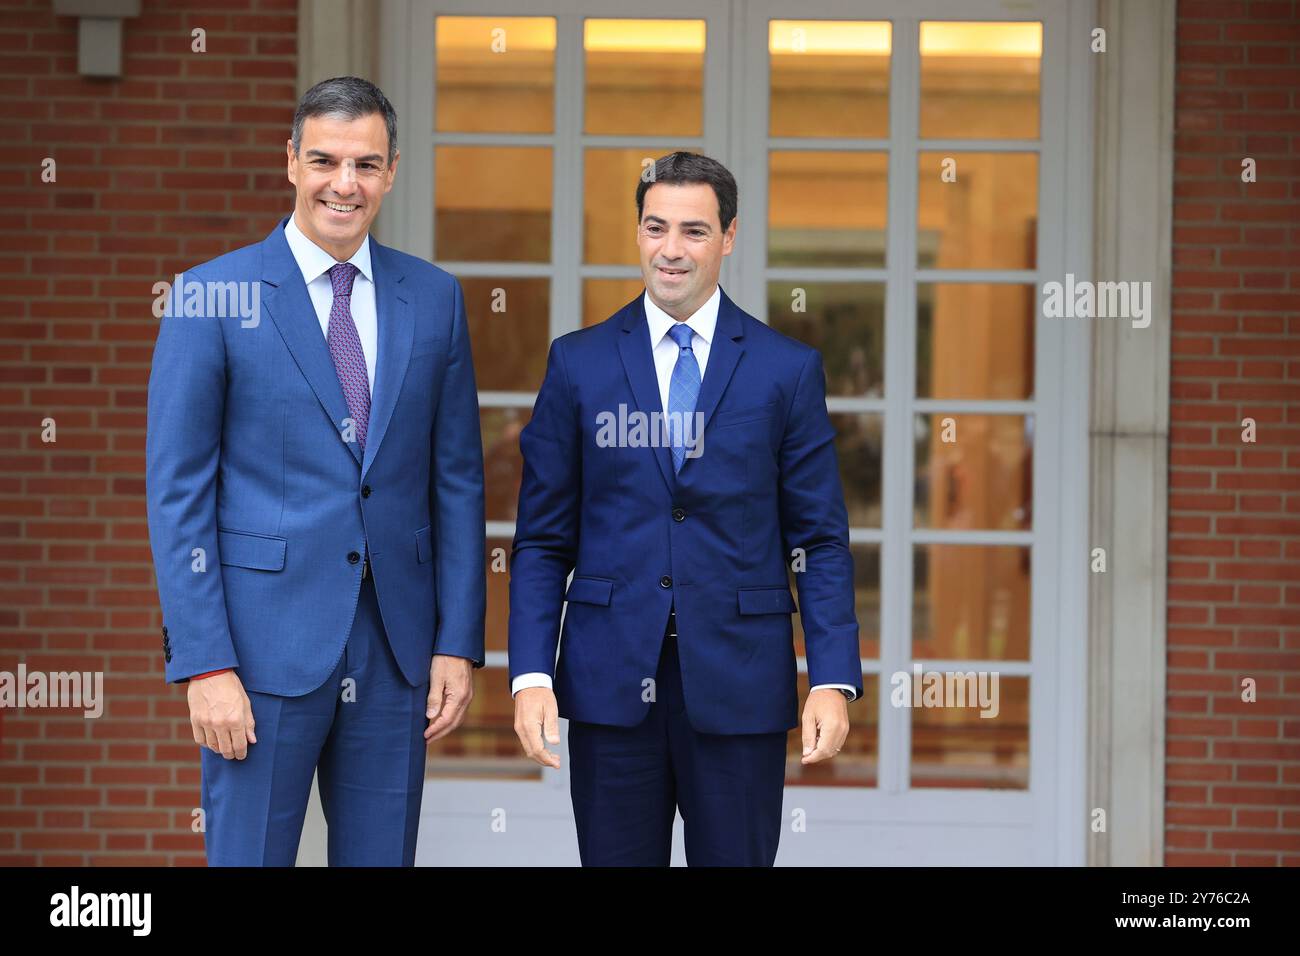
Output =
[
  {"x1": 690, "y1": 288, "x2": 745, "y2": 441},
  {"x1": 260, "y1": 219, "x2": 362, "y2": 468},
  {"x1": 361, "y1": 243, "x2": 413, "y2": 481},
  {"x1": 617, "y1": 295, "x2": 676, "y2": 495}
]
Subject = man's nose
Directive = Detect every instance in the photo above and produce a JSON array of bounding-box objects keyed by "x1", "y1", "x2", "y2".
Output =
[
  {"x1": 661, "y1": 228, "x2": 685, "y2": 261},
  {"x1": 331, "y1": 163, "x2": 358, "y2": 196}
]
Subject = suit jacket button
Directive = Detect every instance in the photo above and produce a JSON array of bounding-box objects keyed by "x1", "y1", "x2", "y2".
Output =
[
  {"x1": 361, "y1": 485, "x2": 372, "y2": 498},
  {"x1": 347, "y1": 551, "x2": 361, "y2": 565},
  {"x1": 659, "y1": 575, "x2": 672, "y2": 589},
  {"x1": 161, "y1": 625, "x2": 168, "y2": 636},
  {"x1": 672, "y1": 508, "x2": 685, "y2": 522}
]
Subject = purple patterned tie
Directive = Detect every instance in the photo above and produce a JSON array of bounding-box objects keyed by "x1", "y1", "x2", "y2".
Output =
[{"x1": 326, "y1": 262, "x2": 370, "y2": 451}]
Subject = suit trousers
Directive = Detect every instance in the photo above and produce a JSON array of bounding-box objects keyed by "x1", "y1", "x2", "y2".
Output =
[
  {"x1": 199, "y1": 573, "x2": 430, "y2": 866},
  {"x1": 567, "y1": 610, "x2": 788, "y2": 866}
]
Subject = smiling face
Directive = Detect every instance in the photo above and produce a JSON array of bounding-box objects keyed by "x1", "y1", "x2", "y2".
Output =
[
  {"x1": 286, "y1": 113, "x2": 399, "y2": 261},
  {"x1": 637, "y1": 182, "x2": 736, "y2": 321}
]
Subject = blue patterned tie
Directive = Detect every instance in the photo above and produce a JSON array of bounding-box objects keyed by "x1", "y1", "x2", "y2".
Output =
[
  {"x1": 667, "y1": 323, "x2": 701, "y2": 474},
  {"x1": 327, "y1": 262, "x2": 369, "y2": 451}
]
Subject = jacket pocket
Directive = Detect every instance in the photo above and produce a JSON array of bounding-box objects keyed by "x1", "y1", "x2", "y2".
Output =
[
  {"x1": 566, "y1": 575, "x2": 613, "y2": 606},
  {"x1": 713, "y1": 400, "x2": 777, "y2": 429},
  {"x1": 415, "y1": 524, "x2": 432, "y2": 563},
  {"x1": 217, "y1": 528, "x2": 287, "y2": 571},
  {"x1": 737, "y1": 586, "x2": 797, "y2": 615}
]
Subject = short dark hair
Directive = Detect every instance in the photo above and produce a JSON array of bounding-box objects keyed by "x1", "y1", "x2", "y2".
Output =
[
  {"x1": 291, "y1": 76, "x2": 398, "y2": 166},
  {"x1": 635, "y1": 152, "x2": 738, "y2": 232}
]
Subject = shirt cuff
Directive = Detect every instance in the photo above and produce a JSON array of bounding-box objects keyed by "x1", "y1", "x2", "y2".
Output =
[
  {"x1": 188, "y1": 668, "x2": 232, "y2": 681},
  {"x1": 810, "y1": 682, "x2": 857, "y2": 702},
  {"x1": 511, "y1": 672, "x2": 553, "y2": 697}
]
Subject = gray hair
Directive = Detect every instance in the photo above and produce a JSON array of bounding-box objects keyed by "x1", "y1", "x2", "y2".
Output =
[{"x1": 291, "y1": 76, "x2": 398, "y2": 166}]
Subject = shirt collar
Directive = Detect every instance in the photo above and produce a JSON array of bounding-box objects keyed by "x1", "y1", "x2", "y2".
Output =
[
  {"x1": 283, "y1": 213, "x2": 373, "y2": 286},
  {"x1": 644, "y1": 285, "x2": 720, "y2": 349}
]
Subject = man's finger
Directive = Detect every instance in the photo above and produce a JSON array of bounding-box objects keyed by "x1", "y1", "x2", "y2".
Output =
[{"x1": 800, "y1": 709, "x2": 817, "y2": 757}]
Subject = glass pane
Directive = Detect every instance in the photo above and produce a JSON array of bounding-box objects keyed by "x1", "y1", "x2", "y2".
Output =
[
  {"x1": 917, "y1": 283, "x2": 1034, "y2": 400},
  {"x1": 426, "y1": 666, "x2": 540, "y2": 780},
  {"x1": 785, "y1": 672, "x2": 878, "y2": 787},
  {"x1": 583, "y1": 278, "x2": 644, "y2": 327},
  {"x1": 485, "y1": 536, "x2": 511, "y2": 653},
  {"x1": 792, "y1": 543, "x2": 880, "y2": 660},
  {"x1": 830, "y1": 412, "x2": 883, "y2": 527},
  {"x1": 584, "y1": 19, "x2": 704, "y2": 136},
  {"x1": 460, "y1": 277, "x2": 549, "y2": 392},
  {"x1": 919, "y1": 22, "x2": 1042, "y2": 140},
  {"x1": 769, "y1": 20, "x2": 890, "y2": 139},
  {"x1": 910, "y1": 676, "x2": 1029, "y2": 789},
  {"x1": 482, "y1": 406, "x2": 529, "y2": 522},
  {"x1": 913, "y1": 544, "x2": 1031, "y2": 661},
  {"x1": 435, "y1": 16, "x2": 556, "y2": 133},
  {"x1": 435, "y1": 147, "x2": 551, "y2": 262},
  {"x1": 585, "y1": 147, "x2": 697, "y2": 265},
  {"x1": 914, "y1": 414, "x2": 1032, "y2": 530},
  {"x1": 917, "y1": 151, "x2": 1037, "y2": 270},
  {"x1": 768, "y1": 281, "x2": 884, "y2": 397},
  {"x1": 769, "y1": 151, "x2": 887, "y2": 268}
]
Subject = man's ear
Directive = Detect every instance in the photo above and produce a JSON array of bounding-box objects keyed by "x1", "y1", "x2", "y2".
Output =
[
  {"x1": 286, "y1": 139, "x2": 297, "y2": 185},
  {"x1": 722, "y1": 216, "x2": 737, "y2": 255}
]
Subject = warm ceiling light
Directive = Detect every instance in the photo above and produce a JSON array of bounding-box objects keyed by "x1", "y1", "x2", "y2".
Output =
[
  {"x1": 436, "y1": 16, "x2": 556, "y2": 52},
  {"x1": 584, "y1": 19, "x2": 706, "y2": 54},
  {"x1": 920, "y1": 22, "x2": 1042, "y2": 57},
  {"x1": 769, "y1": 21, "x2": 892, "y2": 55}
]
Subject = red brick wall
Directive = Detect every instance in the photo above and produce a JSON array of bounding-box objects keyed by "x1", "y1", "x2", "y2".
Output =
[
  {"x1": 0, "y1": 0, "x2": 297, "y2": 865},
  {"x1": 1168, "y1": 0, "x2": 1300, "y2": 866}
]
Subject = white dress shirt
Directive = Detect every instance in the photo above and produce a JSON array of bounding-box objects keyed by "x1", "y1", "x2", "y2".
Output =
[
  {"x1": 513, "y1": 286, "x2": 856, "y2": 702},
  {"x1": 283, "y1": 213, "x2": 377, "y2": 397}
]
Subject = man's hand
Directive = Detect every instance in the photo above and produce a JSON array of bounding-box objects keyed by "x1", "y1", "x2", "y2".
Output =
[
  {"x1": 801, "y1": 688, "x2": 849, "y2": 765},
  {"x1": 513, "y1": 686, "x2": 561, "y2": 769},
  {"x1": 424, "y1": 654, "x2": 474, "y2": 742},
  {"x1": 188, "y1": 671, "x2": 256, "y2": 760}
]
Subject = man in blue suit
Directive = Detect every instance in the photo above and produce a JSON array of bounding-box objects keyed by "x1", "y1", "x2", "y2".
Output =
[
  {"x1": 146, "y1": 77, "x2": 485, "y2": 866},
  {"x1": 509, "y1": 152, "x2": 860, "y2": 866}
]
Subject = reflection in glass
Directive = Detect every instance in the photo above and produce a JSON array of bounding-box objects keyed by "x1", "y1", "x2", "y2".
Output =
[
  {"x1": 585, "y1": 19, "x2": 704, "y2": 136},
  {"x1": 482, "y1": 406, "x2": 530, "y2": 522},
  {"x1": 917, "y1": 152, "x2": 1037, "y2": 270},
  {"x1": 791, "y1": 543, "x2": 880, "y2": 660},
  {"x1": 910, "y1": 676, "x2": 1028, "y2": 789},
  {"x1": 435, "y1": 16, "x2": 556, "y2": 133},
  {"x1": 914, "y1": 414, "x2": 1032, "y2": 530},
  {"x1": 585, "y1": 147, "x2": 698, "y2": 265},
  {"x1": 485, "y1": 536, "x2": 511, "y2": 653},
  {"x1": 830, "y1": 413, "x2": 883, "y2": 528},
  {"x1": 768, "y1": 282, "x2": 884, "y2": 397},
  {"x1": 426, "y1": 665, "x2": 542, "y2": 780},
  {"x1": 770, "y1": 152, "x2": 887, "y2": 268},
  {"x1": 919, "y1": 21, "x2": 1041, "y2": 140},
  {"x1": 786, "y1": 672, "x2": 878, "y2": 787},
  {"x1": 436, "y1": 147, "x2": 551, "y2": 262},
  {"x1": 769, "y1": 20, "x2": 890, "y2": 139},
  {"x1": 584, "y1": 278, "x2": 645, "y2": 327},
  {"x1": 459, "y1": 277, "x2": 549, "y2": 393},
  {"x1": 912, "y1": 544, "x2": 1031, "y2": 661},
  {"x1": 917, "y1": 284, "x2": 1034, "y2": 400}
]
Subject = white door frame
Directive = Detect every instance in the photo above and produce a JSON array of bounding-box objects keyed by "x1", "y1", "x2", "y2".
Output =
[{"x1": 361, "y1": 0, "x2": 1100, "y2": 865}]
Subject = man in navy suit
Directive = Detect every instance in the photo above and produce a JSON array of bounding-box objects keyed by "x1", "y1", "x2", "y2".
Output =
[
  {"x1": 146, "y1": 77, "x2": 485, "y2": 866},
  {"x1": 509, "y1": 152, "x2": 860, "y2": 865}
]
